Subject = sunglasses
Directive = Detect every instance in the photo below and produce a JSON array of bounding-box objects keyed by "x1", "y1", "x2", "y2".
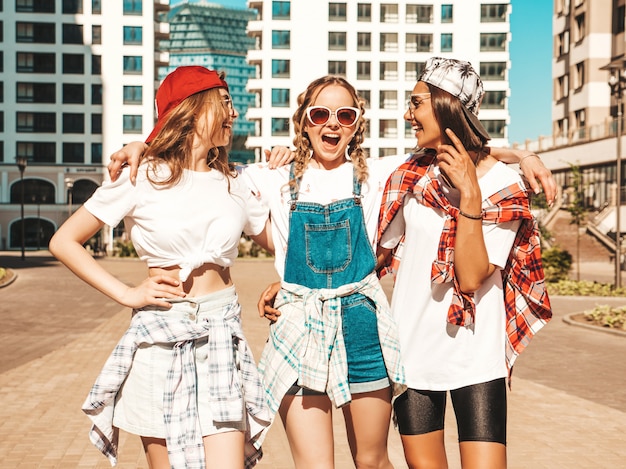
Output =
[
  {"x1": 407, "y1": 93, "x2": 431, "y2": 110},
  {"x1": 306, "y1": 106, "x2": 360, "y2": 127}
]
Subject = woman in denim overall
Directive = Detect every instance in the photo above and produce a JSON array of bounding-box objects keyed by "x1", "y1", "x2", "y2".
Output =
[{"x1": 255, "y1": 76, "x2": 406, "y2": 469}]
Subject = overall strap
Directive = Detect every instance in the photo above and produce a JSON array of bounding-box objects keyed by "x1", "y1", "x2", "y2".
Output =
[
  {"x1": 352, "y1": 166, "x2": 362, "y2": 205},
  {"x1": 289, "y1": 162, "x2": 300, "y2": 206}
]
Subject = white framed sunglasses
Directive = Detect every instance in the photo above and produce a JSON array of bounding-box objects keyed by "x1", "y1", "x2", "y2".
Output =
[{"x1": 306, "y1": 105, "x2": 360, "y2": 127}]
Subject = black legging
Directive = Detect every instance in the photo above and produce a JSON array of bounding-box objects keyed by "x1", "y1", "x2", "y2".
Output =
[{"x1": 394, "y1": 378, "x2": 507, "y2": 445}]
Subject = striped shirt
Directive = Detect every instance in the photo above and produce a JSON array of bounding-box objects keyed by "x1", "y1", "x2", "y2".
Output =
[{"x1": 82, "y1": 300, "x2": 270, "y2": 469}]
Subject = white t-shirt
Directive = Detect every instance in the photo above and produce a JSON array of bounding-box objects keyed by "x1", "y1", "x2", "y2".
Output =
[
  {"x1": 241, "y1": 155, "x2": 407, "y2": 279},
  {"x1": 380, "y1": 161, "x2": 522, "y2": 390},
  {"x1": 84, "y1": 162, "x2": 269, "y2": 280}
]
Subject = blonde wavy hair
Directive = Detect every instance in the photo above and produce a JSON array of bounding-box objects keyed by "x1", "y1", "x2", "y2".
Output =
[
  {"x1": 143, "y1": 82, "x2": 235, "y2": 187},
  {"x1": 290, "y1": 76, "x2": 368, "y2": 189}
]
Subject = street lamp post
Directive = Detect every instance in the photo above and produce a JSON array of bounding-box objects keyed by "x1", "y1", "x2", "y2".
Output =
[
  {"x1": 64, "y1": 177, "x2": 74, "y2": 217},
  {"x1": 16, "y1": 156, "x2": 28, "y2": 261},
  {"x1": 602, "y1": 60, "x2": 626, "y2": 288}
]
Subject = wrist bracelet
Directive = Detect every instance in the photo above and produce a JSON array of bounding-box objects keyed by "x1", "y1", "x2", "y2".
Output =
[
  {"x1": 519, "y1": 153, "x2": 540, "y2": 166},
  {"x1": 458, "y1": 210, "x2": 483, "y2": 220}
]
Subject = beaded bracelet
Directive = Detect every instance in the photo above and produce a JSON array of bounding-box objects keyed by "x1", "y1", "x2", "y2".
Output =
[{"x1": 458, "y1": 210, "x2": 483, "y2": 220}]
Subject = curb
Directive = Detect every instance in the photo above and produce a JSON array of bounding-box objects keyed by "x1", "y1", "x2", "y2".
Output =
[{"x1": 563, "y1": 312, "x2": 626, "y2": 338}]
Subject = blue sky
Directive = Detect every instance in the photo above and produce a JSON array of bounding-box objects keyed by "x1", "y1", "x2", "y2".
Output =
[{"x1": 173, "y1": 0, "x2": 553, "y2": 144}]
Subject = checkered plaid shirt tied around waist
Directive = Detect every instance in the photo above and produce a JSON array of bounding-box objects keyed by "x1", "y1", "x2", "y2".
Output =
[
  {"x1": 259, "y1": 272, "x2": 406, "y2": 416},
  {"x1": 82, "y1": 300, "x2": 270, "y2": 469},
  {"x1": 377, "y1": 152, "x2": 552, "y2": 372}
]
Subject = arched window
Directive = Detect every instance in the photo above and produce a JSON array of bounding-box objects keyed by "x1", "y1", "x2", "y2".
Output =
[
  {"x1": 10, "y1": 178, "x2": 55, "y2": 204},
  {"x1": 70, "y1": 179, "x2": 98, "y2": 204},
  {"x1": 10, "y1": 218, "x2": 56, "y2": 249}
]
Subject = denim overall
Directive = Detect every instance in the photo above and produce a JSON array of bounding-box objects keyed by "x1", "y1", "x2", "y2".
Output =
[{"x1": 283, "y1": 164, "x2": 388, "y2": 387}]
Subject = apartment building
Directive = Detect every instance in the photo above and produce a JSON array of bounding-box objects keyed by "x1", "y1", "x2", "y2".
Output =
[
  {"x1": 245, "y1": 0, "x2": 512, "y2": 161},
  {"x1": 0, "y1": 0, "x2": 168, "y2": 253},
  {"x1": 160, "y1": 2, "x2": 257, "y2": 163}
]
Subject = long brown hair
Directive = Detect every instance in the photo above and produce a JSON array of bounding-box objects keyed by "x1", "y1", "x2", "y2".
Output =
[
  {"x1": 426, "y1": 83, "x2": 487, "y2": 152},
  {"x1": 290, "y1": 76, "x2": 368, "y2": 187},
  {"x1": 144, "y1": 85, "x2": 234, "y2": 186}
]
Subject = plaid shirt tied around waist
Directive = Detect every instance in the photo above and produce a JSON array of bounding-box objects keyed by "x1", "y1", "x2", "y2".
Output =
[
  {"x1": 82, "y1": 299, "x2": 270, "y2": 469},
  {"x1": 377, "y1": 153, "x2": 552, "y2": 371},
  {"x1": 259, "y1": 272, "x2": 406, "y2": 416}
]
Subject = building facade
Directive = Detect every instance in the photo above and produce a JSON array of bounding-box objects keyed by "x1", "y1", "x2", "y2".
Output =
[
  {"x1": 160, "y1": 2, "x2": 257, "y2": 163},
  {"x1": 245, "y1": 0, "x2": 512, "y2": 161},
  {"x1": 0, "y1": 0, "x2": 168, "y2": 252}
]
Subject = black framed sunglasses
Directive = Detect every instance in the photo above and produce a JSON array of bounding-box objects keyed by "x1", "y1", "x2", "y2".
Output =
[{"x1": 306, "y1": 106, "x2": 360, "y2": 127}]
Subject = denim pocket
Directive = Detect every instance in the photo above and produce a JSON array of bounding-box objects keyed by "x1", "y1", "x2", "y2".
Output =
[{"x1": 304, "y1": 220, "x2": 352, "y2": 273}]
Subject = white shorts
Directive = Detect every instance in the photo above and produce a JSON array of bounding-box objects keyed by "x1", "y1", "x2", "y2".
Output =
[{"x1": 112, "y1": 286, "x2": 247, "y2": 438}]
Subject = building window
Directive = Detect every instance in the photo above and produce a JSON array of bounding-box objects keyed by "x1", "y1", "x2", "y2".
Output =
[
  {"x1": 272, "y1": 30, "x2": 290, "y2": 49},
  {"x1": 573, "y1": 13, "x2": 585, "y2": 43},
  {"x1": 380, "y1": 90, "x2": 398, "y2": 110},
  {"x1": 16, "y1": 52, "x2": 55, "y2": 73},
  {"x1": 357, "y1": 32, "x2": 371, "y2": 51},
  {"x1": 272, "y1": 1, "x2": 290, "y2": 19},
  {"x1": 556, "y1": 30, "x2": 569, "y2": 56},
  {"x1": 123, "y1": 56, "x2": 142, "y2": 74},
  {"x1": 272, "y1": 89, "x2": 290, "y2": 107},
  {"x1": 618, "y1": 6, "x2": 625, "y2": 34},
  {"x1": 380, "y1": 33, "x2": 398, "y2": 52},
  {"x1": 357, "y1": 61, "x2": 371, "y2": 80},
  {"x1": 480, "y1": 33, "x2": 507, "y2": 51},
  {"x1": 481, "y1": 90, "x2": 506, "y2": 109},
  {"x1": 480, "y1": 62, "x2": 506, "y2": 81},
  {"x1": 358, "y1": 89, "x2": 371, "y2": 108},
  {"x1": 92, "y1": 25, "x2": 101, "y2": 44},
  {"x1": 62, "y1": 0, "x2": 83, "y2": 14},
  {"x1": 92, "y1": 142, "x2": 102, "y2": 163},
  {"x1": 483, "y1": 120, "x2": 505, "y2": 138},
  {"x1": 574, "y1": 61, "x2": 585, "y2": 90},
  {"x1": 379, "y1": 119, "x2": 397, "y2": 138},
  {"x1": 441, "y1": 4, "x2": 453, "y2": 23},
  {"x1": 123, "y1": 85, "x2": 142, "y2": 104},
  {"x1": 123, "y1": 0, "x2": 142, "y2": 15},
  {"x1": 16, "y1": 82, "x2": 55, "y2": 103},
  {"x1": 556, "y1": 74, "x2": 569, "y2": 100},
  {"x1": 62, "y1": 142, "x2": 84, "y2": 163},
  {"x1": 441, "y1": 33, "x2": 453, "y2": 52},
  {"x1": 91, "y1": 113, "x2": 102, "y2": 134},
  {"x1": 63, "y1": 54, "x2": 84, "y2": 74},
  {"x1": 16, "y1": 22, "x2": 55, "y2": 43},
  {"x1": 63, "y1": 113, "x2": 85, "y2": 133},
  {"x1": 16, "y1": 0, "x2": 55, "y2": 13},
  {"x1": 63, "y1": 83, "x2": 84, "y2": 104},
  {"x1": 329, "y1": 31, "x2": 347, "y2": 50},
  {"x1": 123, "y1": 115, "x2": 143, "y2": 133},
  {"x1": 92, "y1": 55, "x2": 101, "y2": 74},
  {"x1": 92, "y1": 0, "x2": 101, "y2": 14},
  {"x1": 381, "y1": 3, "x2": 398, "y2": 22},
  {"x1": 357, "y1": 3, "x2": 371, "y2": 22},
  {"x1": 329, "y1": 2, "x2": 347, "y2": 21},
  {"x1": 406, "y1": 61, "x2": 425, "y2": 81},
  {"x1": 379, "y1": 62, "x2": 398, "y2": 80},
  {"x1": 328, "y1": 61, "x2": 346, "y2": 76},
  {"x1": 480, "y1": 4, "x2": 507, "y2": 22},
  {"x1": 406, "y1": 33, "x2": 432, "y2": 53},
  {"x1": 379, "y1": 148, "x2": 396, "y2": 157},
  {"x1": 62, "y1": 24, "x2": 83, "y2": 44},
  {"x1": 91, "y1": 84, "x2": 102, "y2": 104},
  {"x1": 271, "y1": 59, "x2": 290, "y2": 78},
  {"x1": 123, "y1": 26, "x2": 142, "y2": 45},
  {"x1": 17, "y1": 142, "x2": 56, "y2": 163},
  {"x1": 406, "y1": 4, "x2": 431, "y2": 23},
  {"x1": 16, "y1": 112, "x2": 56, "y2": 132},
  {"x1": 271, "y1": 117, "x2": 289, "y2": 136}
]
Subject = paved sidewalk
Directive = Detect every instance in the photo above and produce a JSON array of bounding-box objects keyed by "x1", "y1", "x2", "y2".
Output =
[{"x1": 1, "y1": 252, "x2": 625, "y2": 468}]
